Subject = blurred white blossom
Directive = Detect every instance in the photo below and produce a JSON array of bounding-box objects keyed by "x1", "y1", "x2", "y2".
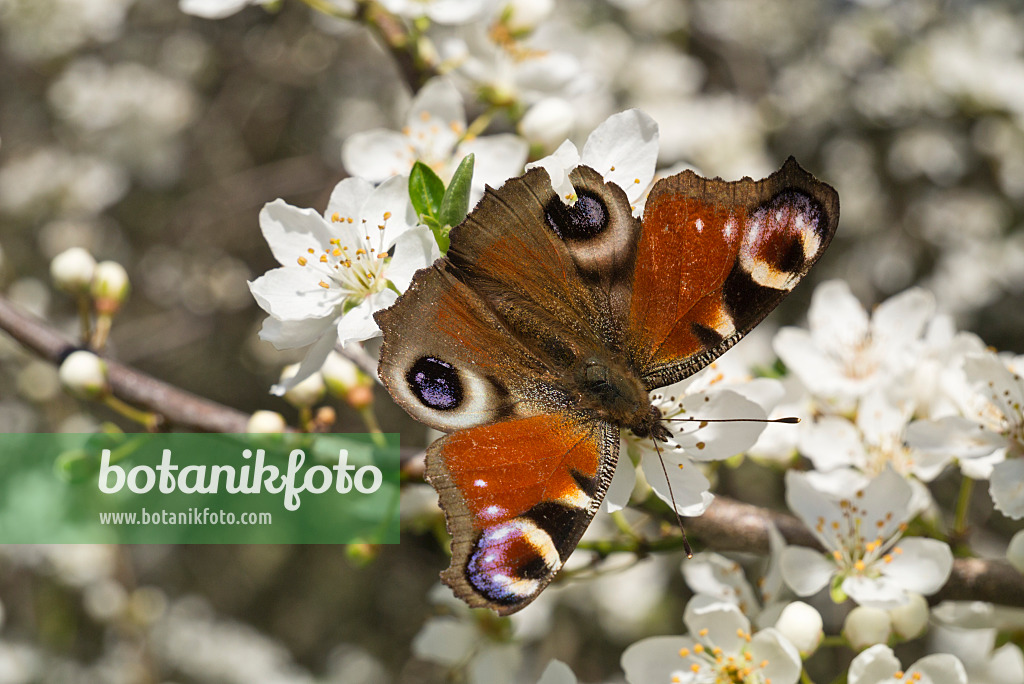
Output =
[{"x1": 342, "y1": 78, "x2": 527, "y2": 204}]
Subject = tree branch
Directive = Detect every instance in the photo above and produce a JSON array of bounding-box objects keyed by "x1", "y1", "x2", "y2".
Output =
[
  {"x1": 688, "y1": 496, "x2": 1024, "y2": 608},
  {"x1": 0, "y1": 296, "x2": 252, "y2": 433}
]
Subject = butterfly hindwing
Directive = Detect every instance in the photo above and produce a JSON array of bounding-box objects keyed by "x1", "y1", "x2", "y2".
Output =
[
  {"x1": 426, "y1": 413, "x2": 618, "y2": 615},
  {"x1": 627, "y1": 157, "x2": 840, "y2": 387}
]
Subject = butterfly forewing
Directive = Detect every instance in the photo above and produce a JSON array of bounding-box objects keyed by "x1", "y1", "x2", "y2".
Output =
[{"x1": 628, "y1": 157, "x2": 840, "y2": 388}]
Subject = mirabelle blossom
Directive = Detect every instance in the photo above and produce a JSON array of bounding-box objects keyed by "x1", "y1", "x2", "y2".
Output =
[
  {"x1": 248, "y1": 175, "x2": 438, "y2": 394},
  {"x1": 774, "y1": 281, "x2": 936, "y2": 412},
  {"x1": 621, "y1": 594, "x2": 802, "y2": 684},
  {"x1": 342, "y1": 78, "x2": 527, "y2": 204},
  {"x1": 848, "y1": 645, "x2": 966, "y2": 684},
  {"x1": 528, "y1": 109, "x2": 659, "y2": 215},
  {"x1": 780, "y1": 468, "x2": 953, "y2": 609},
  {"x1": 907, "y1": 351, "x2": 1024, "y2": 517}
]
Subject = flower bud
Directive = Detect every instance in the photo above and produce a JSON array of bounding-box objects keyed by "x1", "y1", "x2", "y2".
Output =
[
  {"x1": 91, "y1": 261, "x2": 130, "y2": 315},
  {"x1": 51, "y1": 247, "x2": 97, "y2": 294},
  {"x1": 1009, "y1": 530, "x2": 1024, "y2": 574},
  {"x1": 889, "y1": 593, "x2": 929, "y2": 640},
  {"x1": 774, "y1": 601, "x2": 824, "y2": 656},
  {"x1": 844, "y1": 606, "x2": 892, "y2": 651},
  {"x1": 519, "y1": 98, "x2": 575, "y2": 152},
  {"x1": 247, "y1": 410, "x2": 287, "y2": 433},
  {"x1": 59, "y1": 350, "x2": 110, "y2": 399},
  {"x1": 322, "y1": 351, "x2": 374, "y2": 409},
  {"x1": 280, "y1": 363, "x2": 325, "y2": 408}
]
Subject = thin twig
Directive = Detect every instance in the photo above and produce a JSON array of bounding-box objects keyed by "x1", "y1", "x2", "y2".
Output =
[{"x1": 0, "y1": 296, "x2": 252, "y2": 433}]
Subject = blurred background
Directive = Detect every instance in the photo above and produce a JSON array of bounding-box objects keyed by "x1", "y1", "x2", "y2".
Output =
[{"x1": 0, "y1": 0, "x2": 1023, "y2": 681}]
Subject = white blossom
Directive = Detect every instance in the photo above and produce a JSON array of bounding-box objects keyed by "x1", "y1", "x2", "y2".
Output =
[
  {"x1": 342, "y1": 78, "x2": 526, "y2": 204},
  {"x1": 780, "y1": 467, "x2": 953, "y2": 609},
  {"x1": 248, "y1": 175, "x2": 438, "y2": 394}
]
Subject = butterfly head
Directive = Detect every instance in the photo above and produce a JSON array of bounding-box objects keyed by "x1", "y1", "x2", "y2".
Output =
[{"x1": 572, "y1": 355, "x2": 671, "y2": 442}]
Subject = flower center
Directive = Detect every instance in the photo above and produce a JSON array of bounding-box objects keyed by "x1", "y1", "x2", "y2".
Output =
[
  {"x1": 815, "y1": 496, "x2": 906, "y2": 577},
  {"x1": 676, "y1": 630, "x2": 773, "y2": 684},
  {"x1": 295, "y1": 212, "x2": 391, "y2": 303}
]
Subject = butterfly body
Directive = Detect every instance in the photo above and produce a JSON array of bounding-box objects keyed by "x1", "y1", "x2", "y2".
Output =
[{"x1": 376, "y1": 159, "x2": 838, "y2": 614}]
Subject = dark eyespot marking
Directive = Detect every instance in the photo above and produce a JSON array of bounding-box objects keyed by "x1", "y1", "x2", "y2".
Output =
[
  {"x1": 406, "y1": 356, "x2": 463, "y2": 410},
  {"x1": 524, "y1": 501, "x2": 588, "y2": 560},
  {"x1": 465, "y1": 520, "x2": 558, "y2": 605},
  {"x1": 777, "y1": 236, "x2": 806, "y2": 273},
  {"x1": 544, "y1": 191, "x2": 608, "y2": 241},
  {"x1": 691, "y1": 322, "x2": 726, "y2": 349}
]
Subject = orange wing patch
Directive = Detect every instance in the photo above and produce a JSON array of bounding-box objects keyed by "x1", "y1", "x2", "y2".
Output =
[
  {"x1": 629, "y1": 194, "x2": 742, "y2": 370},
  {"x1": 439, "y1": 414, "x2": 602, "y2": 522}
]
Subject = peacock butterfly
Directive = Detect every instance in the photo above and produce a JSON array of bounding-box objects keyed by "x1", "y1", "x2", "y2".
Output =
[{"x1": 375, "y1": 158, "x2": 839, "y2": 615}]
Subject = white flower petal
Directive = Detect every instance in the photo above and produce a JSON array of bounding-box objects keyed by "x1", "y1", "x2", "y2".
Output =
[
  {"x1": 799, "y1": 416, "x2": 865, "y2": 472},
  {"x1": 467, "y1": 644, "x2": 520, "y2": 684},
  {"x1": 179, "y1": 0, "x2": 252, "y2": 19},
  {"x1": 1008, "y1": 529, "x2": 1024, "y2": 573},
  {"x1": 621, "y1": 635, "x2": 695, "y2": 684},
  {"x1": 411, "y1": 616, "x2": 477, "y2": 666},
  {"x1": 749, "y1": 628, "x2": 802, "y2": 684},
  {"x1": 387, "y1": 226, "x2": 440, "y2": 292},
  {"x1": 641, "y1": 451, "x2": 712, "y2": 516},
  {"x1": 808, "y1": 280, "x2": 870, "y2": 351},
  {"x1": 843, "y1": 574, "x2": 910, "y2": 610},
  {"x1": 259, "y1": 199, "x2": 336, "y2": 267},
  {"x1": 683, "y1": 595, "x2": 749, "y2": 654},
  {"x1": 872, "y1": 287, "x2": 935, "y2": 350},
  {"x1": 337, "y1": 291, "x2": 397, "y2": 347},
  {"x1": 674, "y1": 389, "x2": 766, "y2": 461},
  {"x1": 773, "y1": 327, "x2": 846, "y2": 399},
  {"x1": 990, "y1": 458, "x2": 1024, "y2": 519},
  {"x1": 848, "y1": 644, "x2": 902, "y2": 684},
  {"x1": 879, "y1": 537, "x2": 953, "y2": 597},
  {"x1": 341, "y1": 129, "x2": 417, "y2": 183},
  {"x1": 457, "y1": 134, "x2": 528, "y2": 201},
  {"x1": 905, "y1": 416, "x2": 1005, "y2": 481},
  {"x1": 360, "y1": 174, "x2": 417, "y2": 248},
  {"x1": 407, "y1": 78, "x2": 463, "y2": 162},
  {"x1": 982, "y1": 644, "x2": 1024, "y2": 684},
  {"x1": 325, "y1": 176, "x2": 376, "y2": 225},
  {"x1": 258, "y1": 315, "x2": 335, "y2": 350},
  {"x1": 269, "y1": 330, "x2": 337, "y2": 396},
  {"x1": 248, "y1": 267, "x2": 344, "y2": 321},
  {"x1": 779, "y1": 547, "x2": 834, "y2": 597},
  {"x1": 784, "y1": 470, "x2": 843, "y2": 547},
  {"x1": 857, "y1": 467, "x2": 913, "y2": 538},
  {"x1": 422, "y1": 0, "x2": 486, "y2": 24},
  {"x1": 527, "y1": 139, "x2": 580, "y2": 201},
  {"x1": 681, "y1": 552, "x2": 759, "y2": 614},
  {"x1": 909, "y1": 654, "x2": 968, "y2": 684},
  {"x1": 581, "y1": 109, "x2": 659, "y2": 207},
  {"x1": 760, "y1": 524, "x2": 787, "y2": 606},
  {"x1": 536, "y1": 660, "x2": 577, "y2": 684}
]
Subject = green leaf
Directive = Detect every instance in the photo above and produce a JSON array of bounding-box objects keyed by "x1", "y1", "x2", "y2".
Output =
[
  {"x1": 408, "y1": 161, "x2": 445, "y2": 222},
  {"x1": 439, "y1": 153, "x2": 475, "y2": 230},
  {"x1": 430, "y1": 223, "x2": 451, "y2": 255}
]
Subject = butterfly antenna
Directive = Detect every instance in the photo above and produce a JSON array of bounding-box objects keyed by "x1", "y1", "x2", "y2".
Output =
[
  {"x1": 651, "y1": 437, "x2": 693, "y2": 559},
  {"x1": 664, "y1": 416, "x2": 800, "y2": 424}
]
